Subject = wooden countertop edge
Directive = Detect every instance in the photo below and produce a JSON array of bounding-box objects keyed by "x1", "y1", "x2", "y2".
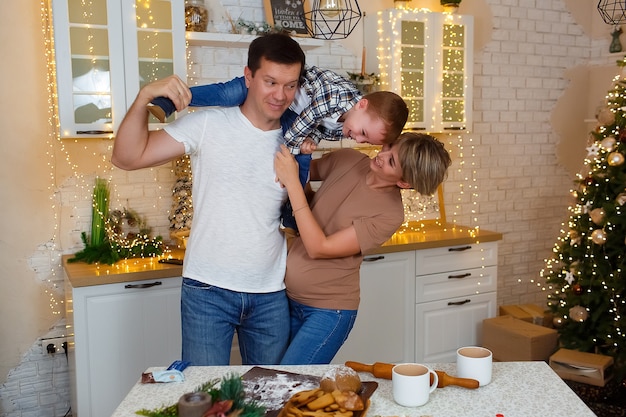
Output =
[
  {"x1": 63, "y1": 252, "x2": 184, "y2": 288},
  {"x1": 368, "y1": 227, "x2": 503, "y2": 254},
  {"x1": 64, "y1": 225, "x2": 502, "y2": 287}
]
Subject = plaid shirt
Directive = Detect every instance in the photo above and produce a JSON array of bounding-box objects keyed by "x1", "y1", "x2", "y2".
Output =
[{"x1": 284, "y1": 66, "x2": 362, "y2": 153}]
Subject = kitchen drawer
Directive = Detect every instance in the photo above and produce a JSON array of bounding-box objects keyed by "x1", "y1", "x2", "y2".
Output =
[
  {"x1": 415, "y1": 291, "x2": 496, "y2": 362},
  {"x1": 415, "y1": 241, "x2": 498, "y2": 276},
  {"x1": 416, "y1": 265, "x2": 497, "y2": 303}
]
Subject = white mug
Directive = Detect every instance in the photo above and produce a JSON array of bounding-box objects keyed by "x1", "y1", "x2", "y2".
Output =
[
  {"x1": 392, "y1": 363, "x2": 438, "y2": 407},
  {"x1": 456, "y1": 346, "x2": 493, "y2": 386}
]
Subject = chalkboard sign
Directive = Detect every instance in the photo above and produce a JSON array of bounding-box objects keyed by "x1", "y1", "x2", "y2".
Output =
[{"x1": 263, "y1": 0, "x2": 309, "y2": 37}]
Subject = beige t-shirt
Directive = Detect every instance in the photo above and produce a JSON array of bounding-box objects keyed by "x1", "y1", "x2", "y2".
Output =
[{"x1": 285, "y1": 149, "x2": 404, "y2": 310}]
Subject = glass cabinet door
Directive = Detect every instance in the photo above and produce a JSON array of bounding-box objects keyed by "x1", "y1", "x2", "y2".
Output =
[
  {"x1": 400, "y1": 20, "x2": 426, "y2": 128},
  {"x1": 52, "y1": 0, "x2": 185, "y2": 138},
  {"x1": 123, "y1": 0, "x2": 186, "y2": 124},
  {"x1": 441, "y1": 17, "x2": 472, "y2": 129},
  {"x1": 365, "y1": 10, "x2": 473, "y2": 133}
]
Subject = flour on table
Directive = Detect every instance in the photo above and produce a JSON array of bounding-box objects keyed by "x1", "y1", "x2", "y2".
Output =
[{"x1": 243, "y1": 373, "x2": 319, "y2": 411}]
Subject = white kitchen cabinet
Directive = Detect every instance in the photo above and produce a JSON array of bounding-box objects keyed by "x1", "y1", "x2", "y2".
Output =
[
  {"x1": 415, "y1": 242, "x2": 498, "y2": 362},
  {"x1": 332, "y1": 240, "x2": 498, "y2": 365},
  {"x1": 332, "y1": 251, "x2": 416, "y2": 364},
  {"x1": 65, "y1": 276, "x2": 182, "y2": 417},
  {"x1": 364, "y1": 9, "x2": 473, "y2": 132},
  {"x1": 52, "y1": 0, "x2": 186, "y2": 138}
]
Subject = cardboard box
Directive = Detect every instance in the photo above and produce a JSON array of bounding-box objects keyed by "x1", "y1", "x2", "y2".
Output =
[
  {"x1": 499, "y1": 304, "x2": 553, "y2": 327},
  {"x1": 482, "y1": 315, "x2": 559, "y2": 361},
  {"x1": 549, "y1": 348, "x2": 614, "y2": 387}
]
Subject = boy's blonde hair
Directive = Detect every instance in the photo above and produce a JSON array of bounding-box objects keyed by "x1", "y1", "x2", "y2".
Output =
[
  {"x1": 396, "y1": 132, "x2": 452, "y2": 195},
  {"x1": 363, "y1": 91, "x2": 409, "y2": 144}
]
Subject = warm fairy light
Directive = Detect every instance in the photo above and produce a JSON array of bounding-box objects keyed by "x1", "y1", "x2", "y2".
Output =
[
  {"x1": 40, "y1": 0, "x2": 173, "y2": 314},
  {"x1": 374, "y1": 8, "x2": 469, "y2": 131},
  {"x1": 374, "y1": 7, "x2": 478, "y2": 233},
  {"x1": 539, "y1": 68, "x2": 626, "y2": 365}
]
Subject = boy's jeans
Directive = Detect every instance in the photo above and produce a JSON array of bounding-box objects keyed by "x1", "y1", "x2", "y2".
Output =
[{"x1": 152, "y1": 77, "x2": 310, "y2": 230}]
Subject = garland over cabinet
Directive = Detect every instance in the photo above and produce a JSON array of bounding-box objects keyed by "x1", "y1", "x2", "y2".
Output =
[
  {"x1": 364, "y1": 9, "x2": 474, "y2": 133},
  {"x1": 52, "y1": 0, "x2": 186, "y2": 138}
]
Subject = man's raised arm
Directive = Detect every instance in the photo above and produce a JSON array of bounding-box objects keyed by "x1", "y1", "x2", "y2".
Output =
[{"x1": 111, "y1": 75, "x2": 191, "y2": 170}]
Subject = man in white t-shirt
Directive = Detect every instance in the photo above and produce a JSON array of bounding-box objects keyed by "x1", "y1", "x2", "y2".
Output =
[{"x1": 111, "y1": 33, "x2": 306, "y2": 365}]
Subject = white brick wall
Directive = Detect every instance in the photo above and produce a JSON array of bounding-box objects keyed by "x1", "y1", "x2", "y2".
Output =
[
  {"x1": 0, "y1": 322, "x2": 70, "y2": 417},
  {"x1": 468, "y1": 0, "x2": 598, "y2": 306}
]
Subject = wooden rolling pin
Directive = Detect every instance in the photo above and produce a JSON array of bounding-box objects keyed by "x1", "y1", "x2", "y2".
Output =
[{"x1": 345, "y1": 361, "x2": 479, "y2": 389}]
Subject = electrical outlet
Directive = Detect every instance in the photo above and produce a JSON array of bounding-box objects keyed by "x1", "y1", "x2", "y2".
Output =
[{"x1": 41, "y1": 337, "x2": 67, "y2": 355}]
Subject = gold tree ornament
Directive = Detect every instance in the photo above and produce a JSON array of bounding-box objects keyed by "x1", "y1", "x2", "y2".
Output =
[
  {"x1": 591, "y1": 228, "x2": 608, "y2": 244},
  {"x1": 597, "y1": 108, "x2": 616, "y2": 126},
  {"x1": 608, "y1": 151, "x2": 625, "y2": 166},
  {"x1": 589, "y1": 208, "x2": 607, "y2": 225},
  {"x1": 553, "y1": 316, "x2": 564, "y2": 328},
  {"x1": 601, "y1": 136, "x2": 617, "y2": 151},
  {"x1": 569, "y1": 305, "x2": 589, "y2": 322}
]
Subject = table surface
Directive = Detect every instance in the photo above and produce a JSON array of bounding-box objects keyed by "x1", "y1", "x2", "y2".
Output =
[{"x1": 112, "y1": 362, "x2": 595, "y2": 417}]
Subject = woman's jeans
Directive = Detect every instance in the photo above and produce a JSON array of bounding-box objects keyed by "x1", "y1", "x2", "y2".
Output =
[
  {"x1": 280, "y1": 299, "x2": 357, "y2": 365},
  {"x1": 181, "y1": 278, "x2": 290, "y2": 365},
  {"x1": 152, "y1": 77, "x2": 310, "y2": 229}
]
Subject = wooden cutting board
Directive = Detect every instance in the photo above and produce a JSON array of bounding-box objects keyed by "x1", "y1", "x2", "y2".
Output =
[{"x1": 242, "y1": 366, "x2": 378, "y2": 417}]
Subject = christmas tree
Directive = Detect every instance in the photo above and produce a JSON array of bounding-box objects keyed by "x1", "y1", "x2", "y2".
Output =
[
  {"x1": 542, "y1": 57, "x2": 626, "y2": 377},
  {"x1": 169, "y1": 155, "x2": 193, "y2": 247}
]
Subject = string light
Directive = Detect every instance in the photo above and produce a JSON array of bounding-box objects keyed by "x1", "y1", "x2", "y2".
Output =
[
  {"x1": 40, "y1": 0, "x2": 175, "y2": 314},
  {"x1": 374, "y1": 8, "x2": 469, "y2": 131},
  {"x1": 373, "y1": 6, "x2": 477, "y2": 234},
  {"x1": 540, "y1": 69, "x2": 626, "y2": 362}
]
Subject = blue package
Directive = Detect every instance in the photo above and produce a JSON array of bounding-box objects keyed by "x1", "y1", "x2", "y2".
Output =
[
  {"x1": 142, "y1": 369, "x2": 185, "y2": 383},
  {"x1": 167, "y1": 360, "x2": 191, "y2": 372}
]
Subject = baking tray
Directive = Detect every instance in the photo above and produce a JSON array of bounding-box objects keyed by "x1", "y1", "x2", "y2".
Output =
[{"x1": 242, "y1": 366, "x2": 378, "y2": 417}]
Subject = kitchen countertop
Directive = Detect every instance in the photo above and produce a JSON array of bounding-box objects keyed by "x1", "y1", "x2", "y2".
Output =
[
  {"x1": 370, "y1": 221, "x2": 502, "y2": 254},
  {"x1": 64, "y1": 223, "x2": 501, "y2": 287},
  {"x1": 62, "y1": 248, "x2": 185, "y2": 287},
  {"x1": 111, "y1": 362, "x2": 594, "y2": 417}
]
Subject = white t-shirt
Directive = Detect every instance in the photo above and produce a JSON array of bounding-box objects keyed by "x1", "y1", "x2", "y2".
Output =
[{"x1": 165, "y1": 107, "x2": 288, "y2": 292}]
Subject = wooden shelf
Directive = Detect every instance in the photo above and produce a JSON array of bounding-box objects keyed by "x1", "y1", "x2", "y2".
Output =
[{"x1": 185, "y1": 31, "x2": 325, "y2": 50}]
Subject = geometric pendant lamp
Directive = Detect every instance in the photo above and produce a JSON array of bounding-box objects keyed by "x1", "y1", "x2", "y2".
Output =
[
  {"x1": 598, "y1": 0, "x2": 626, "y2": 24},
  {"x1": 302, "y1": 0, "x2": 362, "y2": 40}
]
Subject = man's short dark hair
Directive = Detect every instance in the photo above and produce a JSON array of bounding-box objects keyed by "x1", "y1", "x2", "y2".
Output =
[{"x1": 247, "y1": 33, "x2": 306, "y2": 82}]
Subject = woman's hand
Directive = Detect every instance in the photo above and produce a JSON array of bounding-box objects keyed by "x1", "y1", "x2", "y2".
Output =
[{"x1": 274, "y1": 145, "x2": 300, "y2": 189}]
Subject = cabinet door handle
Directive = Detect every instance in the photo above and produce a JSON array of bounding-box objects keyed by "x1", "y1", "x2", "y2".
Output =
[
  {"x1": 448, "y1": 245, "x2": 472, "y2": 252},
  {"x1": 76, "y1": 130, "x2": 114, "y2": 135},
  {"x1": 448, "y1": 273, "x2": 472, "y2": 279},
  {"x1": 363, "y1": 255, "x2": 385, "y2": 262},
  {"x1": 125, "y1": 281, "x2": 163, "y2": 289},
  {"x1": 448, "y1": 299, "x2": 471, "y2": 306}
]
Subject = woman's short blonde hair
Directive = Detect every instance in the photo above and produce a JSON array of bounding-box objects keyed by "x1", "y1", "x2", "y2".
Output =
[{"x1": 396, "y1": 132, "x2": 452, "y2": 195}]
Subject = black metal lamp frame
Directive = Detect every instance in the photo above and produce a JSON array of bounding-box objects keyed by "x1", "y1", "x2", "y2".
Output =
[
  {"x1": 598, "y1": 0, "x2": 626, "y2": 24},
  {"x1": 302, "y1": 0, "x2": 362, "y2": 40}
]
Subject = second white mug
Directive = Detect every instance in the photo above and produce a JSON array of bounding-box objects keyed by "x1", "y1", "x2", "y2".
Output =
[
  {"x1": 456, "y1": 346, "x2": 493, "y2": 386},
  {"x1": 392, "y1": 363, "x2": 438, "y2": 407}
]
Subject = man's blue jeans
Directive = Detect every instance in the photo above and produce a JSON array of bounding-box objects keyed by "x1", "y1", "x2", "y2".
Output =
[
  {"x1": 180, "y1": 278, "x2": 290, "y2": 365},
  {"x1": 280, "y1": 299, "x2": 358, "y2": 365}
]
